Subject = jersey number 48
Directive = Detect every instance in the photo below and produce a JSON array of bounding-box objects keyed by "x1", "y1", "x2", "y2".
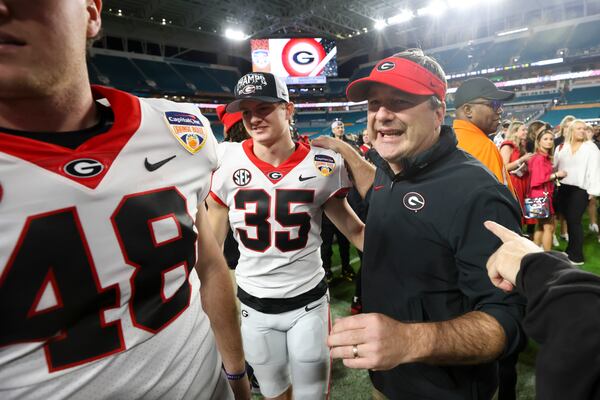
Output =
[{"x1": 0, "y1": 187, "x2": 196, "y2": 372}]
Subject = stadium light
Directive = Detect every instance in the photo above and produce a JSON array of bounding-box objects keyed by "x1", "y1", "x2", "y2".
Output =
[
  {"x1": 497, "y1": 27, "x2": 529, "y2": 37},
  {"x1": 374, "y1": 19, "x2": 387, "y2": 30},
  {"x1": 417, "y1": 1, "x2": 448, "y2": 17},
  {"x1": 225, "y1": 28, "x2": 247, "y2": 41},
  {"x1": 387, "y1": 9, "x2": 415, "y2": 25}
]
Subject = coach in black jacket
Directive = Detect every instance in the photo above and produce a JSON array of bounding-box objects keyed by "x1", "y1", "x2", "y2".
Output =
[{"x1": 319, "y1": 49, "x2": 526, "y2": 400}]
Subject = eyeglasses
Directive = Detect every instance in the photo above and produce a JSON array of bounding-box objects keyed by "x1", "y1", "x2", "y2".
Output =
[{"x1": 468, "y1": 100, "x2": 504, "y2": 112}]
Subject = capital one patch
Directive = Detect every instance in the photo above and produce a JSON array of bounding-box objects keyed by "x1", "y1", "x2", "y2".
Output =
[
  {"x1": 314, "y1": 154, "x2": 335, "y2": 177},
  {"x1": 164, "y1": 112, "x2": 207, "y2": 154}
]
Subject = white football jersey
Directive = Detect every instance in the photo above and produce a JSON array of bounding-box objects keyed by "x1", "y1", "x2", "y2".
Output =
[
  {"x1": 210, "y1": 140, "x2": 351, "y2": 299},
  {"x1": 0, "y1": 86, "x2": 229, "y2": 399}
]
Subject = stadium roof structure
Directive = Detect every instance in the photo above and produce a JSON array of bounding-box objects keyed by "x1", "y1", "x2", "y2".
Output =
[{"x1": 101, "y1": 0, "x2": 599, "y2": 61}]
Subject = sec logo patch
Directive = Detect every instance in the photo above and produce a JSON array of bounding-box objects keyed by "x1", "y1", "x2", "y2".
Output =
[{"x1": 233, "y1": 169, "x2": 252, "y2": 186}]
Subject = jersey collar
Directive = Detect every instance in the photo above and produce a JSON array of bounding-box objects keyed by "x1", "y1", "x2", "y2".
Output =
[
  {"x1": 0, "y1": 85, "x2": 141, "y2": 189},
  {"x1": 242, "y1": 139, "x2": 310, "y2": 184}
]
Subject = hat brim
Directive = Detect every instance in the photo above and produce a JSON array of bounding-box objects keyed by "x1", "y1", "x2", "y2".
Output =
[
  {"x1": 346, "y1": 75, "x2": 439, "y2": 102},
  {"x1": 226, "y1": 97, "x2": 285, "y2": 113},
  {"x1": 480, "y1": 88, "x2": 515, "y2": 102}
]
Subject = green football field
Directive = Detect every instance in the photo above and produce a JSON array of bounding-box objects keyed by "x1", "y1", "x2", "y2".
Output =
[{"x1": 252, "y1": 214, "x2": 600, "y2": 399}]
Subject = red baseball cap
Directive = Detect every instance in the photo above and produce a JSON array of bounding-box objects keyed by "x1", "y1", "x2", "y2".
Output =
[
  {"x1": 216, "y1": 105, "x2": 243, "y2": 133},
  {"x1": 346, "y1": 56, "x2": 447, "y2": 102}
]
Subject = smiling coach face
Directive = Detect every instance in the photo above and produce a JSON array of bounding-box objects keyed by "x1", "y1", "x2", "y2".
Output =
[
  {"x1": 366, "y1": 84, "x2": 445, "y2": 174},
  {"x1": 346, "y1": 50, "x2": 447, "y2": 175}
]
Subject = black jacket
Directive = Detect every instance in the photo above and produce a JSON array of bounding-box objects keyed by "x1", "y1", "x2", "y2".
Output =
[
  {"x1": 518, "y1": 252, "x2": 600, "y2": 400},
  {"x1": 363, "y1": 126, "x2": 526, "y2": 400}
]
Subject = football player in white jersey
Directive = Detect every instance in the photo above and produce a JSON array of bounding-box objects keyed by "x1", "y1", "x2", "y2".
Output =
[
  {"x1": 0, "y1": 1, "x2": 249, "y2": 399},
  {"x1": 207, "y1": 72, "x2": 365, "y2": 400}
]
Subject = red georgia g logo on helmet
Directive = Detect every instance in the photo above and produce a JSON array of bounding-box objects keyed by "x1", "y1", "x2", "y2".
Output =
[{"x1": 281, "y1": 38, "x2": 326, "y2": 77}]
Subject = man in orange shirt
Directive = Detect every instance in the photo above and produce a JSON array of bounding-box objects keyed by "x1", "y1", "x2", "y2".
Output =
[{"x1": 453, "y1": 77, "x2": 516, "y2": 193}]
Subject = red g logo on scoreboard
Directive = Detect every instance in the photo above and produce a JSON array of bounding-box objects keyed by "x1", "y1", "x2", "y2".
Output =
[{"x1": 281, "y1": 38, "x2": 327, "y2": 77}]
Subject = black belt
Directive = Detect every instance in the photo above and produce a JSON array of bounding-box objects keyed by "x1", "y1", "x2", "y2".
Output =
[{"x1": 238, "y1": 278, "x2": 327, "y2": 314}]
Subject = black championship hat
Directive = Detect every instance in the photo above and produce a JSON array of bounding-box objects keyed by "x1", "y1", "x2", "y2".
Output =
[
  {"x1": 226, "y1": 72, "x2": 290, "y2": 113},
  {"x1": 453, "y1": 77, "x2": 515, "y2": 109}
]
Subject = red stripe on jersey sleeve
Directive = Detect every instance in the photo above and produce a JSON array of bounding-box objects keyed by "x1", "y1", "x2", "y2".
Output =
[{"x1": 209, "y1": 191, "x2": 227, "y2": 207}]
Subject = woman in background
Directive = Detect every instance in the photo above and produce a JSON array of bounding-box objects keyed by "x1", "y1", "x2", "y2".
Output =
[
  {"x1": 528, "y1": 129, "x2": 567, "y2": 250},
  {"x1": 554, "y1": 120, "x2": 600, "y2": 265},
  {"x1": 584, "y1": 125, "x2": 599, "y2": 236},
  {"x1": 500, "y1": 121, "x2": 533, "y2": 223},
  {"x1": 553, "y1": 115, "x2": 576, "y2": 240},
  {"x1": 554, "y1": 115, "x2": 576, "y2": 148}
]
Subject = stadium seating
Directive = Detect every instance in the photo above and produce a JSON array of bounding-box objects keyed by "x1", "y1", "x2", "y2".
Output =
[
  {"x1": 326, "y1": 80, "x2": 349, "y2": 96},
  {"x1": 541, "y1": 106, "x2": 600, "y2": 126},
  {"x1": 567, "y1": 20, "x2": 600, "y2": 55},
  {"x1": 476, "y1": 39, "x2": 523, "y2": 70},
  {"x1": 436, "y1": 43, "x2": 489, "y2": 74},
  {"x1": 90, "y1": 54, "x2": 150, "y2": 93},
  {"x1": 519, "y1": 25, "x2": 573, "y2": 63},
  {"x1": 201, "y1": 68, "x2": 239, "y2": 93},
  {"x1": 503, "y1": 106, "x2": 546, "y2": 123},
  {"x1": 87, "y1": 62, "x2": 104, "y2": 86},
  {"x1": 132, "y1": 59, "x2": 193, "y2": 94},
  {"x1": 510, "y1": 92, "x2": 559, "y2": 103},
  {"x1": 89, "y1": 51, "x2": 240, "y2": 96},
  {"x1": 170, "y1": 63, "x2": 225, "y2": 93},
  {"x1": 565, "y1": 86, "x2": 600, "y2": 104}
]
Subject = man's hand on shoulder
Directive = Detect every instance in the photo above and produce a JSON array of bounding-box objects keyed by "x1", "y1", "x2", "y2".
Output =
[{"x1": 311, "y1": 136, "x2": 343, "y2": 153}]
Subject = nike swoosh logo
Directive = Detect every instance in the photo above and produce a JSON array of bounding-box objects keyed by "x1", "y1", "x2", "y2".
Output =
[
  {"x1": 145, "y1": 155, "x2": 176, "y2": 172},
  {"x1": 305, "y1": 303, "x2": 320, "y2": 312},
  {"x1": 299, "y1": 175, "x2": 316, "y2": 182},
  {"x1": 374, "y1": 185, "x2": 385, "y2": 191}
]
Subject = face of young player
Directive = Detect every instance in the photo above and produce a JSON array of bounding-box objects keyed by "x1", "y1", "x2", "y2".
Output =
[
  {"x1": 366, "y1": 83, "x2": 445, "y2": 174},
  {"x1": 0, "y1": 0, "x2": 101, "y2": 98},
  {"x1": 240, "y1": 100, "x2": 294, "y2": 148},
  {"x1": 538, "y1": 132, "x2": 554, "y2": 154}
]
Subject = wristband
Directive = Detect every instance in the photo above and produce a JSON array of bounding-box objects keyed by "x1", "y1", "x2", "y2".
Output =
[{"x1": 224, "y1": 368, "x2": 246, "y2": 381}]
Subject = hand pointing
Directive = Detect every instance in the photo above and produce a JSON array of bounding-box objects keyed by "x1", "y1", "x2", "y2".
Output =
[{"x1": 484, "y1": 220, "x2": 542, "y2": 291}]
